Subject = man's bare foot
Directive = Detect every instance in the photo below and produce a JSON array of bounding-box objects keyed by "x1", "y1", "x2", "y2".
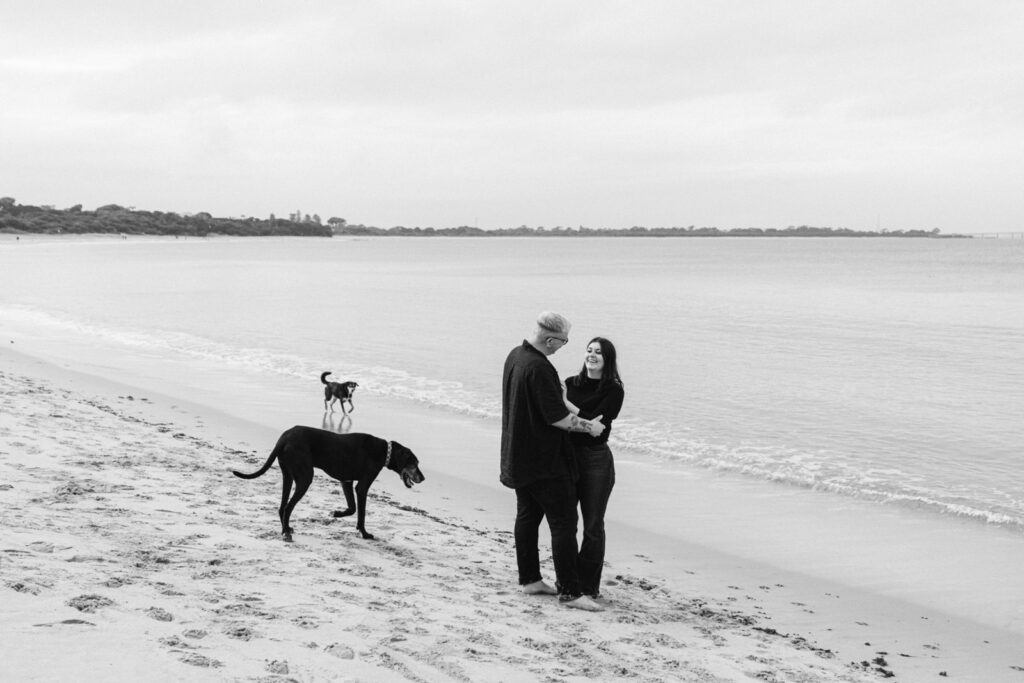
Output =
[
  {"x1": 561, "y1": 595, "x2": 604, "y2": 612},
  {"x1": 522, "y1": 580, "x2": 557, "y2": 595}
]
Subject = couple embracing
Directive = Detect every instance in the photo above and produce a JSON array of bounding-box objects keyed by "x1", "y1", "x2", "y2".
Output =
[{"x1": 500, "y1": 311, "x2": 625, "y2": 612}]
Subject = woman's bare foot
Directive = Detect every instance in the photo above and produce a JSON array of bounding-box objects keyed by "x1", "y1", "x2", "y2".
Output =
[{"x1": 561, "y1": 595, "x2": 604, "y2": 612}]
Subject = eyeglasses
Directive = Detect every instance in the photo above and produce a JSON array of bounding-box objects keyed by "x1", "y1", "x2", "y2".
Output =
[{"x1": 547, "y1": 336, "x2": 569, "y2": 345}]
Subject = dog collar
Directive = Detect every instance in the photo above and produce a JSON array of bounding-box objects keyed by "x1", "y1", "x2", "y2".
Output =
[{"x1": 384, "y1": 440, "x2": 393, "y2": 469}]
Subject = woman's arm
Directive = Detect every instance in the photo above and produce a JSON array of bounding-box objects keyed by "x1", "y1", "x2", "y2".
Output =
[
  {"x1": 574, "y1": 384, "x2": 624, "y2": 424},
  {"x1": 590, "y1": 385, "x2": 624, "y2": 423}
]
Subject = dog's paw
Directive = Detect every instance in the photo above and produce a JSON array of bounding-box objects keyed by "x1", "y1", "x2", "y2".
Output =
[
  {"x1": 332, "y1": 509, "x2": 355, "y2": 518},
  {"x1": 359, "y1": 531, "x2": 376, "y2": 540}
]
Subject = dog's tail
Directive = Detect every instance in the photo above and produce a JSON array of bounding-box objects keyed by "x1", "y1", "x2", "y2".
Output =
[
  {"x1": 231, "y1": 437, "x2": 284, "y2": 480},
  {"x1": 320, "y1": 371, "x2": 332, "y2": 385}
]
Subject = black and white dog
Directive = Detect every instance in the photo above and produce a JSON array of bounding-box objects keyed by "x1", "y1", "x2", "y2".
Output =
[{"x1": 321, "y1": 371, "x2": 358, "y2": 414}]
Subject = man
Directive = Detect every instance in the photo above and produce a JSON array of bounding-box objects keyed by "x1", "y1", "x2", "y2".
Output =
[{"x1": 501, "y1": 311, "x2": 606, "y2": 612}]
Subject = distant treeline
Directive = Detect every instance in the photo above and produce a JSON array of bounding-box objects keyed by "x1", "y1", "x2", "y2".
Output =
[
  {"x1": 336, "y1": 224, "x2": 963, "y2": 238},
  {"x1": 0, "y1": 198, "x2": 331, "y2": 237},
  {"x1": 0, "y1": 197, "x2": 966, "y2": 238}
]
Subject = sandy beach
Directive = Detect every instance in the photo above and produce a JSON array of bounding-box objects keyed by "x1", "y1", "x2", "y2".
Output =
[{"x1": 2, "y1": 346, "x2": 1022, "y2": 682}]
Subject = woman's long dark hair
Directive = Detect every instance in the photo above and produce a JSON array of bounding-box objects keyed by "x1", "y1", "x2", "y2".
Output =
[{"x1": 570, "y1": 336, "x2": 622, "y2": 389}]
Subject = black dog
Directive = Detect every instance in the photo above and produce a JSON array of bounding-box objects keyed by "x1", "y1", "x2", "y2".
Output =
[
  {"x1": 321, "y1": 371, "x2": 358, "y2": 414},
  {"x1": 231, "y1": 427, "x2": 425, "y2": 541}
]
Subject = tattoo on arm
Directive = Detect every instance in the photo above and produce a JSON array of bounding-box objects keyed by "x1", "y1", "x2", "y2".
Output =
[{"x1": 567, "y1": 415, "x2": 591, "y2": 432}]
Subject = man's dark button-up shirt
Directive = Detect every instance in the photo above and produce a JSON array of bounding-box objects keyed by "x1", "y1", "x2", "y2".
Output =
[{"x1": 500, "y1": 340, "x2": 572, "y2": 488}]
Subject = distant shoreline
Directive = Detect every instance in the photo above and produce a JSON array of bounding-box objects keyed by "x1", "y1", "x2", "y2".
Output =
[
  {"x1": 0, "y1": 226, "x2": 973, "y2": 239},
  {"x1": 0, "y1": 199, "x2": 972, "y2": 238}
]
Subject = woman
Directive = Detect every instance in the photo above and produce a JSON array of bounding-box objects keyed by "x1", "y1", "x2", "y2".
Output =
[{"x1": 563, "y1": 336, "x2": 624, "y2": 600}]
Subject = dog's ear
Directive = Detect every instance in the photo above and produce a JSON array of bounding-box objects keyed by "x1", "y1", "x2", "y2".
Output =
[{"x1": 391, "y1": 443, "x2": 415, "y2": 469}]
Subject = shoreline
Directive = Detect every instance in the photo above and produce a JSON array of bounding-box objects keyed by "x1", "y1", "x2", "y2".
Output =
[{"x1": 3, "y1": 346, "x2": 1023, "y2": 680}]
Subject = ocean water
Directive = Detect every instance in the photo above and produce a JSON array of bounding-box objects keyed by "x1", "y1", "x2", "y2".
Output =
[{"x1": 2, "y1": 234, "x2": 1022, "y2": 535}]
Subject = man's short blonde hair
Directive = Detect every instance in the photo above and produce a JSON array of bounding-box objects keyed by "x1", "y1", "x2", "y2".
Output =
[{"x1": 536, "y1": 311, "x2": 571, "y2": 336}]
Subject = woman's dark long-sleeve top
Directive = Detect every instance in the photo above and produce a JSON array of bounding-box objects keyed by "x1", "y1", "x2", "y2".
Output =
[{"x1": 564, "y1": 375, "x2": 624, "y2": 447}]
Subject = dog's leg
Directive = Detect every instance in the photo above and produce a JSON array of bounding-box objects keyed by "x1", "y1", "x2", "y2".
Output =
[
  {"x1": 281, "y1": 473, "x2": 312, "y2": 543},
  {"x1": 279, "y1": 451, "x2": 313, "y2": 543},
  {"x1": 332, "y1": 480, "x2": 356, "y2": 519},
  {"x1": 354, "y1": 480, "x2": 376, "y2": 540},
  {"x1": 279, "y1": 471, "x2": 295, "y2": 541}
]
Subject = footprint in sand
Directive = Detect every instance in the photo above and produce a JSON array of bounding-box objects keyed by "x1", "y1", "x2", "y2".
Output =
[
  {"x1": 291, "y1": 615, "x2": 319, "y2": 629},
  {"x1": 177, "y1": 653, "x2": 223, "y2": 668},
  {"x1": 145, "y1": 607, "x2": 174, "y2": 622},
  {"x1": 27, "y1": 541, "x2": 56, "y2": 553},
  {"x1": 223, "y1": 623, "x2": 258, "y2": 641},
  {"x1": 33, "y1": 619, "x2": 96, "y2": 627},
  {"x1": 158, "y1": 635, "x2": 195, "y2": 649},
  {"x1": 324, "y1": 643, "x2": 355, "y2": 660},
  {"x1": 266, "y1": 660, "x2": 290, "y2": 674},
  {"x1": 66, "y1": 594, "x2": 115, "y2": 613},
  {"x1": 9, "y1": 581, "x2": 43, "y2": 595}
]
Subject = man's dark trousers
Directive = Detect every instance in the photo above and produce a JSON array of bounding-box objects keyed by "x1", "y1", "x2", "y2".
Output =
[{"x1": 514, "y1": 474, "x2": 581, "y2": 597}]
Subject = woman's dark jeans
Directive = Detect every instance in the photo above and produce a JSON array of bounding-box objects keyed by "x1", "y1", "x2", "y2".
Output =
[
  {"x1": 514, "y1": 475, "x2": 582, "y2": 597},
  {"x1": 575, "y1": 443, "x2": 615, "y2": 596}
]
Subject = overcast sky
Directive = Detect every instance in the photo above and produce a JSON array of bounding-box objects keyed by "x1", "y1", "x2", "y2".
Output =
[{"x1": 3, "y1": 1, "x2": 1022, "y2": 232}]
